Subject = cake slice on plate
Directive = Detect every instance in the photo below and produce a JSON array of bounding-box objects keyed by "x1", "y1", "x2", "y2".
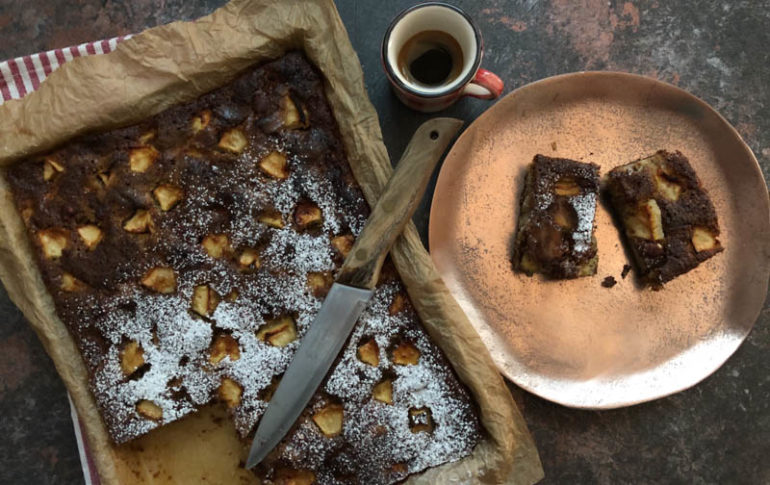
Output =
[
  {"x1": 605, "y1": 150, "x2": 723, "y2": 287},
  {"x1": 512, "y1": 154, "x2": 600, "y2": 279}
]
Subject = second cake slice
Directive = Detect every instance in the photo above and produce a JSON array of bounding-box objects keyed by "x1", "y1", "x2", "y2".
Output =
[
  {"x1": 605, "y1": 150, "x2": 723, "y2": 287},
  {"x1": 512, "y1": 154, "x2": 600, "y2": 279}
]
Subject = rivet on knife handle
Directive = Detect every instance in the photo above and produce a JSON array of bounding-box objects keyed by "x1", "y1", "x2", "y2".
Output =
[{"x1": 336, "y1": 117, "x2": 464, "y2": 289}]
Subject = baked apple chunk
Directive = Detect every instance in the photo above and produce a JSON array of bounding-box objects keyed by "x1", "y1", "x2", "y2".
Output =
[
  {"x1": 136, "y1": 400, "x2": 162, "y2": 421},
  {"x1": 153, "y1": 184, "x2": 183, "y2": 211},
  {"x1": 141, "y1": 267, "x2": 177, "y2": 294},
  {"x1": 294, "y1": 201, "x2": 323, "y2": 229},
  {"x1": 123, "y1": 210, "x2": 152, "y2": 234},
  {"x1": 331, "y1": 234, "x2": 354, "y2": 258},
  {"x1": 357, "y1": 338, "x2": 380, "y2": 367},
  {"x1": 259, "y1": 151, "x2": 289, "y2": 179},
  {"x1": 60, "y1": 273, "x2": 86, "y2": 292},
  {"x1": 209, "y1": 334, "x2": 240, "y2": 364},
  {"x1": 202, "y1": 234, "x2": 231, "y2": 259},
  {"x1": 372, "y1": 378, "x2": 393, "y2": 404},
  {"x1": 258, "y1": 210, "x2": 284, "y2": 229},
  {"x1": 43, "y1": 157, "x2": 65, "y2": 181},
  {"x1": 191, "y1": 110, "x2": 212, "y2": 133},
  {"x1": 38, "y1": 229, "x2": 69, "y2": 259},
  {"x1": 392, "y1": 341, "x2": 420, "y2": 365},
  {"x1": 120, "y1": 341, "x2": 145, "y2": 376},
  {"x1": 238, "y1": 248, "x2": 261, "y2": 270},
  {"x1": 306, "y1": 271, "x2": 332, "y2": 297},
  {"x1": 218, "y1": 128, "x2": 248, "y2": 154},
  {"x1": 129, "y1": 146, "x2": 159, "y2": 173},
  {"x1": 257, "y1": 315, "x2": 297, "y2": 347},
  {"x1": 281, "y1": 93, "x2": 310, "y2": 130},
  {"x1": 192, "y1": 284, "x2": 220, "y2": 317},
  {"x1": 218, "y1": 378, "x2": 242, "y2": 408},
  {"x1": 77, "y1": 225, "x2": 103, "y2": 249},
  {"x1": 312, "y1": 403, "x2": 343, "y2": 437}
]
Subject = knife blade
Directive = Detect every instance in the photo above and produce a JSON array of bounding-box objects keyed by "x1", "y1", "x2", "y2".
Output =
[{"x1": 246, "y1": 117, "x2": 463, "y2": 468}]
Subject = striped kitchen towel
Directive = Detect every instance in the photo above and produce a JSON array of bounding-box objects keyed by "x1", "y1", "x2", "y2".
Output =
[
  {"x1": 2, "y1": 35, "x2": 136, "y2": 485},
  {"x1": 0, "y1": 35, "x2": 131, "y2": 104}
]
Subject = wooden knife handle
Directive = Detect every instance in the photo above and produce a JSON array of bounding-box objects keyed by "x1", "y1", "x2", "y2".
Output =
[{"x1": 337, "y1": 117, "x2": 463, "y2": 289}]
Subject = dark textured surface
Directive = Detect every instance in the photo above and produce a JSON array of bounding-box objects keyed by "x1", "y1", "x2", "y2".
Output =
[{"x1": 0, "y1": 0, "x2": 768, "y2": 483}]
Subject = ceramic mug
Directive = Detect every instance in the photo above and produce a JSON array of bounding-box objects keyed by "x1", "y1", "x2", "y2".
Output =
[{"x1": 381, "y1": 2, "x2": 504, "y2": 112}]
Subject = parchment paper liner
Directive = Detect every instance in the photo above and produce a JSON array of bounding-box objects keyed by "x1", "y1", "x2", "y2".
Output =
[{"x1": 0, "y1": 0, "x2": 542, "y2": 483}]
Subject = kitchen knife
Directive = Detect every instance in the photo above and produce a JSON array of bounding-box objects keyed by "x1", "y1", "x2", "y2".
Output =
[{"x1": 245, "y1": 117, "x2": 463, "y2": 468}]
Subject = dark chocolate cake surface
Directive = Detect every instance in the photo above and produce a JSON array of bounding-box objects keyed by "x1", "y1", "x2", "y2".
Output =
[
  {"x1": 512, "y1": 154, "x2": 600, "y2": 279},
  {"x1": 6, "y1": 51, "x2": 480, "y2": 484},
  {"x1": 606, "y1": 150, "x2": 723, "y2": 287}
]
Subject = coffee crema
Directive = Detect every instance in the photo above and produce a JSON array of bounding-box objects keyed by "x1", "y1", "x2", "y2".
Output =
[{"x1": 397, "y1": 30, "x2": 464, "y2": 88}]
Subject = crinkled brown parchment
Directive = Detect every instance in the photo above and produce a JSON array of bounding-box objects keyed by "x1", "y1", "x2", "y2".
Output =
[{"x1": 0, "y1": 0, "x2": 543, "y2": 483}]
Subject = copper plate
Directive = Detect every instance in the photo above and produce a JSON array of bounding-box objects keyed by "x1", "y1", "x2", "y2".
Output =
[{"x1": 429, "y1": 72, "x2": 770, "y2": 408}]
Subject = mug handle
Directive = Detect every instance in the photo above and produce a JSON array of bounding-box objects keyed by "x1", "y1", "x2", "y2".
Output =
[{"x1": 462, "y1": 69, "x2": 504, "y2": 99}]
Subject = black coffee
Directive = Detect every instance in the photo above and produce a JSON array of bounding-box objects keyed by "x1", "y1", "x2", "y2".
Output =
[{"x1": 398, "y1": 30, "x2": 464, "y2": 88}]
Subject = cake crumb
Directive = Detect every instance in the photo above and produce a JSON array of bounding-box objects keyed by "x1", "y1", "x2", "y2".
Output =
[
  {"x1": 621, "y1": 264, "x2": 632, "y2": 279},
  {"x1": 601, "y1": 276, "x2": 617, "y2": 288}
]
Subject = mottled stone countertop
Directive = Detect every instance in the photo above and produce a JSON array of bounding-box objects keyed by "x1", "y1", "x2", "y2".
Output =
[{"x1": 0, "y1": 1, "x2": 767, "y2": 483}]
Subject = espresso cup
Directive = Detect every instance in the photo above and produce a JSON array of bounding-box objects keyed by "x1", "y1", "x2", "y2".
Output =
[{"x1": 381, "y1": 2, "x2": 504, "y2": 112}]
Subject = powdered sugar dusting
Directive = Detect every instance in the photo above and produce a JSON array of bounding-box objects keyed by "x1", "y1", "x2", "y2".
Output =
[
  {"x1": 570, "y1": 192, "x2": 597, "y2": 254},
  {"x1": 262, "y1": 230, "x2": 335, "y2": 275},
  {"x1": 86, "y1": 286, "x2": 218, "y2": 441}
]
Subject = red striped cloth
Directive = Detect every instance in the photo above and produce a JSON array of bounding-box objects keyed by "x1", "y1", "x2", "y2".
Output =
[
  {"x1": 2, "y1": 35, "x2": 135, "y2": 485},
  {"x1": 0, "y1": 35, "x2": 131, "y2": 104}
]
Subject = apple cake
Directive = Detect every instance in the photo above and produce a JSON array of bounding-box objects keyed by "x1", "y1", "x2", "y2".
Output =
[
  {"x1": 606, "y1": 150, "x2": 723, "y2": 287},
  {"x1": 512, "y1": 154, "x2": 600, "y2": 278},
  {"x1": 5, "y1": 52, "x2": 480, "y2": 483}
]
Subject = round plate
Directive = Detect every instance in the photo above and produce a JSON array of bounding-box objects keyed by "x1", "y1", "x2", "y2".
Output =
[{"x1": 429, "y1": 72, "x2": 770, "y2": 408}]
